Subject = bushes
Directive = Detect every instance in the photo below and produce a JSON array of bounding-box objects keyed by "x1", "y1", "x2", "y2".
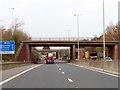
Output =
[{"x1": 31, "y1": 48, "x2": 40, "y2": 63}]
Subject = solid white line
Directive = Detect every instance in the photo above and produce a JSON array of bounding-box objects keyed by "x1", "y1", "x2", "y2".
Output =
[
  {"x1": 62, "y1": 72, "x2": 65, "y2": 74},
  {"x1": 68, "y1": 78, "x2": 73, "y2": 83},
  {"x1": 75, "y1": 87, "x2": 78, "y2": 88},
  {"x1": 69, "y1": 63, "x2": 119, "y2": 78},
  {"x1": 0, "y1": 64, "x2": 42, "y2": 85},
  {"x1": 87, "y1": 68, "x2": 119, "y2": 77}
]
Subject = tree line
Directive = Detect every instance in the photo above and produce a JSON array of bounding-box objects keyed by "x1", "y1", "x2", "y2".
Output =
[
  {"x1": 0, "y1": 20, "x2": 119, "y2": 61},
  {"x1": 91, "y1": 23, "x2": 120, "y2": 41},
  {"x1": 0, "y1": 19, "x2": 31, "y2": 61}
]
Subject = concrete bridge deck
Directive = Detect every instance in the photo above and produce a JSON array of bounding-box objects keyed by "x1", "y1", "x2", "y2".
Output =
[{"x1": 23, "y1": 40, "x2": 119, "y2": 46}]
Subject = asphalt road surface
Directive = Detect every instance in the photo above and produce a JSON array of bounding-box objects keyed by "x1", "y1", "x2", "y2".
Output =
[{"x1": 1, "y1": 60, "x2": 118, "y2": 88}]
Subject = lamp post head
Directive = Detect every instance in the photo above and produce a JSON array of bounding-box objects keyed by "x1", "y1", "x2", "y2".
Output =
[{"x1": 74, "y1": 14, "x2": 82, "y2": 16}]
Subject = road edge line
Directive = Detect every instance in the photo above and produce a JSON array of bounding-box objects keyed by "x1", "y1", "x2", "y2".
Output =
[
  {"x1": 68, "y1": 63, "x2": 119, "y2": 78},
  {"x1": 68, "y1": 78, "x2": 73, "y2": 83},
  {"x1": 0, "y1": 64, "x2": 42, "y2": 85}
]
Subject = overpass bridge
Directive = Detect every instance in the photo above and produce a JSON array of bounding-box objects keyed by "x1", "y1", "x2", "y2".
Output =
[{"x1": 15, "y1": 37, "x2": 120, "y2": 62}]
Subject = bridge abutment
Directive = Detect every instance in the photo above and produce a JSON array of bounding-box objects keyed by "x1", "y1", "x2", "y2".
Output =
[
  {"x1": 15, "y1": 43, "x2": 27, "y2": 62},
  {"x1": 15, "y1": 43, "x2": 32, "y2": 62},
  {"x1": 118, "y1": 44, "x2": 120, "y2": 60}
]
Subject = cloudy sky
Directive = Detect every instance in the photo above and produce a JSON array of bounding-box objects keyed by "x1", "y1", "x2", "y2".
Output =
[{"x1": 0, "y1": 0, "x2": 120, "y2": 39}]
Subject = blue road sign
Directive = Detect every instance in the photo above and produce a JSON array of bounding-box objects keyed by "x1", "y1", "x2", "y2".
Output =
[{"x1": 0, "y1": 41, "x2": 15, "y2": 54}]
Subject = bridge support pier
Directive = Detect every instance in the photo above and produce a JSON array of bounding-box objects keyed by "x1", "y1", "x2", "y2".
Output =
[
  {"x1": 108, "y1": 44, "x2": 120, "y2": 60},
  {"x1": 56, "y1": 52, "x2": 58, "y2": 59},
  {"x1": 108, "y1": 46, "x2": 115, "y2": 60},
  {"x1": 70, "y1": 44, "x2": 76, "y2": 60},
  {"x1": 117, "y1": 44, "x2": 120, "y2": 60}
]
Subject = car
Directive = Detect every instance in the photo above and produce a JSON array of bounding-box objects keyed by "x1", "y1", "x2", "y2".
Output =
[
  {"x1": 105, "y1": 57, "x2": 112, "y2": 61},
  {"x1": 58, "y1": 57, "x2": 62, "y2": 60},
  {"x1": 46, "y1": 57, "x2": 54, "y2": 64}
]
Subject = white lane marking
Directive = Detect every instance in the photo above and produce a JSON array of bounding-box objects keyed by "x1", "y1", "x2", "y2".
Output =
[
  {"x1": 59, "y1": 68, "x2": 61, "y2": 70},
  {"x1": 56, "y1": 64, "x2": 59, "y2": 68},
  {"x1": 75, "y1": 65, "x2": 79, "y2": 67},
  {"x1": 62, "y1": 72, "x2": 65, "y2": 74},
  {"x1": 87, "y1": 68, "x2": 119, "y2": 77},
  {"x1": 68, "y1": 78, "x2": 73, "y2": 83},
  {"x1": 56, "y1": 64, "x2": 62, "y2": 71},
  {"x1": 0, "y1": 64, "x2": 42, "y2": 85},
  {"x1": 69, "y1": 63, "x2": 119, "y2": 78},
  {"x1": 75, "y1": 87, "x2": 78, "y2": 88}
]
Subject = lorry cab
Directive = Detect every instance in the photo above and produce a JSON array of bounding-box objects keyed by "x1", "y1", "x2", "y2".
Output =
[{"x1": 45, "y1": 53, "x2": 54, "y2": 64}]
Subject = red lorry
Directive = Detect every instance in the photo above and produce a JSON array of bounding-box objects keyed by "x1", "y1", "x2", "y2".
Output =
[{"x1": 45, "y1": 54, "x2": 54, "y2": 64}]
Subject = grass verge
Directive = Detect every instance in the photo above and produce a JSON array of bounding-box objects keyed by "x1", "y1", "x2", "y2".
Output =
[{"x1": 0, "y1": 63, "x2": 33, "y2": 71}]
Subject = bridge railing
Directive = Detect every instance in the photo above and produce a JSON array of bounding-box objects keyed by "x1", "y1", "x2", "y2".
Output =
[{"x1": 31, "y1": 37, "x2": 94, "y2": 41}]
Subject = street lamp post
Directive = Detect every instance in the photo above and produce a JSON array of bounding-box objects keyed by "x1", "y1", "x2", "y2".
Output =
[
  {"x1": 11, "y1": 8, "x2": 14, "y2": 61},
  {"x1": 67, "y1": 30, "x2": 71, "y2": 59},
  {"x1": 74, "y1": 14, "x2": 81, "y2": 60},
  {"x1": 12, "y1": 8, "x2": 14, "y2": 37},
  {"x1": 103, "y1": 0, "x2": 106, "y2": 60}
]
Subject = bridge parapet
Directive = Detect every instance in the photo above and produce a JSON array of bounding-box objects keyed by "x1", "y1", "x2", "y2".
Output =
[
  {"x1": 27, "y1": 37, "x2": 120, "y2": 42},
  {"x1": 31, "y1": 37, "x2": 93, "y2": 41}
]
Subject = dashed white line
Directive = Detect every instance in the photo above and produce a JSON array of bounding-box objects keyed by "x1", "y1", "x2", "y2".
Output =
[
  {"x1": 62, "y1": 72, "x2": 65, "y2": 74},
  {"x1": 68, "y1": 78, "x2": 73, "y2": 83},
  {"x1": 56, "y1": 64, "x2": 62, "y2": 71},
  {"x1": 59, "y1": 68, "x2": 61, "y2": 70},
  {"x1": 0, "y1": 64, "x2": 42, "y2": 85},
  {"x1": 56, "y1": 64, "x2": 59, "y2": 68},
  {"x1": 56, "y1": 63, "x2": 73, "y2": 84}
]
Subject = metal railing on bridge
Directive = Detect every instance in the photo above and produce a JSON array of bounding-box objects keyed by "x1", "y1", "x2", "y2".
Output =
[{"x1": 31, "y1": 37, "x2": 94, "y2": 41}]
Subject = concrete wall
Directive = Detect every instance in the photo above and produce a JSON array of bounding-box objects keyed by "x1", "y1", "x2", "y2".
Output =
[{"x1": 72, "y1": 60, "x2": 119, "y2": 75}]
